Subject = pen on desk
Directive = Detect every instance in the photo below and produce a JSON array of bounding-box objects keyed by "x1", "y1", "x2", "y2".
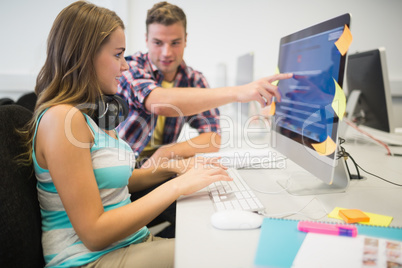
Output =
[{"x1": 297, "y1": 221, "x2": 358, "y2": 237}]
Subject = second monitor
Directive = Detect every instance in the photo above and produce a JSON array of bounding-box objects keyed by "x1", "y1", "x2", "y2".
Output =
[{"x1": 345, "y1": 47, "x2": 402, "y2": 145}]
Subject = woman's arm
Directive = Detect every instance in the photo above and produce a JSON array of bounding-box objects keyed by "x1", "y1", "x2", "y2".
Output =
[
  {"x1": 128, "y1": 165, "x2": 177, "y2": 193},
  {"x1": 139, "y1": 132, "x2": 220, "y2": 171},
  {"x1": 35, "y1": 105, "x2": 230, "y2": 251},
  {"x1": 128, "y1": 154, "x2": 225, "y2": 193}
]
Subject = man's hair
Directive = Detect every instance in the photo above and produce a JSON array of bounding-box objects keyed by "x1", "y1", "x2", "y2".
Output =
[{"x1": 146, "y1": 2, "x2": 187, "y2": 33}]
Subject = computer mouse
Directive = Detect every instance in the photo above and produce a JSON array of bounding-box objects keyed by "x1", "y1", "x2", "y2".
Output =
[{"x1": 210, "y1": 210, "x2": 264, "y2": 230}]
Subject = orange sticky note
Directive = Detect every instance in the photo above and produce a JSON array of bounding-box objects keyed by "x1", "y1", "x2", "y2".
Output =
[
  {"x1": 339, "y1": 209, "x2": 370, "y2": 223},
  {"x1": 311, "y1": 136, "x2": 336, "y2": 156},
  {"x1": 268, "y1": 101, "x2": 276, "y2": 116},
  {"x1": 335, "y1": 24, "x2": 353, "y2": 56}
]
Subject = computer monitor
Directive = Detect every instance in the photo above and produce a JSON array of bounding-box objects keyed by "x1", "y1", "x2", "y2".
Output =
[
  {"x1": 345, "y1": 48, "x2": 402, "y2": 145},
  {"x1": 235, "y1": 53, "x2": 254, "y2": 128},
  {"x1": 236, "y1": 53, "x2": 254, "y2": 86},
  {"x1": 271, "y1": 14, "x2": 351, "y2": 195}
]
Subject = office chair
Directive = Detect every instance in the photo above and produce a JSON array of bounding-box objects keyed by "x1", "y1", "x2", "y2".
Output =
[
  {"x1": 0, "y1": 105, "x2": 45, "y2": 268},
  {"x1": 16, "y1": 91, "x2": 37, "y2": 112},
  {"x1": 0, "y1": 97, "x2": 15, "y2": 106}
]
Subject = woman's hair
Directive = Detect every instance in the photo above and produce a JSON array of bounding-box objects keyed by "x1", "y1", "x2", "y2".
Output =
[
  {"x1": 146, "y1": 1, "x2": 186, "y2": 34},
  {"x1": 19, "y1": 1, "x2": 124, "y2": 165}
]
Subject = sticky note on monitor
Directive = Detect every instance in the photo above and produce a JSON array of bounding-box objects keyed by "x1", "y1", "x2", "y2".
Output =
[
  {"x1": 335, "y1": 24, "x2": 352, "y2": 56},
  {"x1": 272, "y1": 66, "x2": 280, "y2": 86},
  {"x1": 331, "y1": 78, "x2": 346, "y2": 120},
  {"x1": 311, "y1": 136, "x2": 336, "y2": 156},
  {"x1": 268, "y1": 100, "x2": 276, "y2": 116}
]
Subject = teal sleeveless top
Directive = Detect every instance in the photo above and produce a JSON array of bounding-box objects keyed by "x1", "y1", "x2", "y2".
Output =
[{"x1": 32, "y1": 109, "x2": 149, "y2": 267}]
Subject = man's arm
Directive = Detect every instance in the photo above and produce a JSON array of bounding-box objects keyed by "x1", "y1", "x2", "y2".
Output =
[
  {"x1": 145, "y1": 73, "x2": 293, "y2": 116},
  {"x1": 141, "y1": 132, "x2": 221, "y2": 169}
]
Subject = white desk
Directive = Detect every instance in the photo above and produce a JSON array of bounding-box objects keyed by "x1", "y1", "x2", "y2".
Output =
[{"x1": 175, "y1": 131, "x2": 402, "y2": 268}]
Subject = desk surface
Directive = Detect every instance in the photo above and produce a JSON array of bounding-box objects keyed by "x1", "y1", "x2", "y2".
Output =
[{"x1": 175, "y1": 130, "x2": 402, "y2": 268}]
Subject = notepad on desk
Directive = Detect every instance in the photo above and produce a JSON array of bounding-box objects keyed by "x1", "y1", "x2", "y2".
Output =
[
  {"x1": 196, "y1": 149, "x2": 286, "y2": 169},
  {"x1": 254, "y1": 218, "x2": 402, "y2": 268},
  {"x1": 293, "y1": 232, "x2": 402, "y2": 268}
]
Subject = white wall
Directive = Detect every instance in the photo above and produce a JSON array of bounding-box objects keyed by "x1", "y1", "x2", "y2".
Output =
[
  {"x1": 1, "y1": 0, "x2": 401, "y2": 100},
  {"x1": 0, "y1": 0, "x2": 129, "y2": 99}
]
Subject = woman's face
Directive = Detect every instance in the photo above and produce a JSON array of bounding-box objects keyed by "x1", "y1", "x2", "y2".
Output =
[{"x1": 94, "y1": 27, "x2": 128, "y2": 95}]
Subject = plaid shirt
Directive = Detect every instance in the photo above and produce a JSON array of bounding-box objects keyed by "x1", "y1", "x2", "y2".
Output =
[{"x1": 117, "y1": 52, "x2": 221, "y2": 155}]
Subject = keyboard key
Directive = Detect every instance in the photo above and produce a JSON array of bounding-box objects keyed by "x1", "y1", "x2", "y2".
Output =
[
  {"x1": 215, "y1": 202, "x2": 225, "y2": 211},
  {"x1": 239, "y1": 199, "x2": 250, "y2": 210},
  {"x1": 212, "y1": 195, "x2": 220, "y2": 203},
  {"x1": 246, "y1": 198, "x2": 258, "y2": 210},
  {"x1": 223, "y1": 201, "x2": 233, "y2": 209},
  {"x1": 235, "y1": 192, "x2": 244, "y2": 199},
  {"x1": 242, "y1": 191, "x2": 251, "y2": 199},
  {"x1": 232, "y1": 200, "x2": 242, "y2": 210}
]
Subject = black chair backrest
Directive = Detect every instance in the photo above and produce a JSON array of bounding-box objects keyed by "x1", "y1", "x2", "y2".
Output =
[
  {"x1": 0, "y1": 105, "x2": 44, "y2": 268},
  {"x1": 0, "y1": 97, "x2": 15, "y2": 106},
  {"x1": 17, "y1": 92, "x2": 37, "y2": 112}
]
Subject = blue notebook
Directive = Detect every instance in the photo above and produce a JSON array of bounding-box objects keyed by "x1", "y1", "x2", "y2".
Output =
[{"x1": 254, "y1": 218, "x2": 402, "y2": 268}]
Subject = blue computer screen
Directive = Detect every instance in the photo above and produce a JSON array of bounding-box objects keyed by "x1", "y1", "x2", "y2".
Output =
[{"x1": 276, "y1": 26, "x2": 344, "y2": 144}]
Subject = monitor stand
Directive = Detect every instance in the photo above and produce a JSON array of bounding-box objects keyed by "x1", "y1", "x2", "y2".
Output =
[{"x1": 276, "y1": 158, "x2": 350, "y2": 196}]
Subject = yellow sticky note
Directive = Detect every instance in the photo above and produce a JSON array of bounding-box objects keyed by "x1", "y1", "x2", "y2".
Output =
[
  {"x1": 272, "y1": 66, "x2": 280, "y2": 86},
  {"x1": 331, "y1": 78, "x2": 346, "y2": 120},
  {"x1": 328, "y1": 207, "x2": 393, "y2": 227},
  {"x1": 268, "y1": 101, "x2": 276, "y2": 116},
  {"x1": 311, "y1": 136, "x2": 336, "y2": 156},
  {"x1": 335, "y1": 24, "x2": 353, "y2": 56}
]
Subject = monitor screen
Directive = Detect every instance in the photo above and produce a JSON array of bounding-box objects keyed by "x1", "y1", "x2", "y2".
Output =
[
  {"x1": 346, "y1": 48, "x2": 394, "y2": 134},
  {"x1": 272, "y1": 14, "x2": 351, "y2": 195}
]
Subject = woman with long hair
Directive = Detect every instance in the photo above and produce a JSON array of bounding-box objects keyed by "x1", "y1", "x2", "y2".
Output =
[{"x1": 20, "y1": 1, "x2": 230, "y2": 267}]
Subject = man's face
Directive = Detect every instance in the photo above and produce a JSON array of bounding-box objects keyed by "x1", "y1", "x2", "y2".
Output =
[{"x1": 146, "y1": 22, "x2": 187, "y2": 82}]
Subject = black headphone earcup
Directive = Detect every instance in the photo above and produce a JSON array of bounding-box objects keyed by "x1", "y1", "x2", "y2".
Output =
[
  {"x1": 92, "y1": 95, "x2": 128, "y2": 130},
  {"x1": 113, "y1": 95, "x2": 129, "y2": 123}
]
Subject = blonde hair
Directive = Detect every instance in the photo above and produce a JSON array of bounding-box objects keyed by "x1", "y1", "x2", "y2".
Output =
[{"x1": 19, "y1": 1, "x2": 124, "y2": 165}]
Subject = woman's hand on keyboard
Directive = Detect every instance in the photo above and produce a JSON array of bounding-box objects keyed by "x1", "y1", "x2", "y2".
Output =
[{"x1": 173, "y1": 163, "x2": 232, "y2": 196}]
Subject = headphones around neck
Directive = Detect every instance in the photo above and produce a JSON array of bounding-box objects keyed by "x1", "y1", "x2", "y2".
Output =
[{"x1": 91, "y1": 95, "x2": 129, "y2": 130}]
